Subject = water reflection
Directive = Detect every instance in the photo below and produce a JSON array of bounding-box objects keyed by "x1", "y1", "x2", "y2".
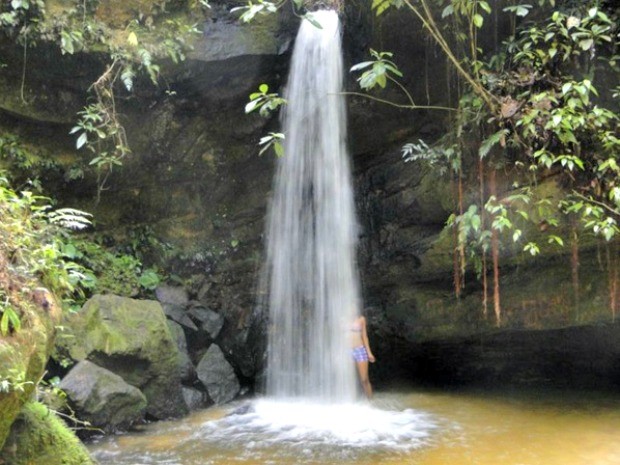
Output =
[{"x1": 89, "y1": 390, "x2": 620, "y2": 465}]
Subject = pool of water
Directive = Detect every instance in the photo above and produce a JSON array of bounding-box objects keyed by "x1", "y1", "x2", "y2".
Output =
[{"x1": 88, "y1": 390, "x2": 620, "y2": 465}]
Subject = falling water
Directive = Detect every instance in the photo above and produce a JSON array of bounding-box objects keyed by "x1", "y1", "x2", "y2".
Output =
[{"x1": 263, "y1": 9, "x2": 359, "y2": 402}]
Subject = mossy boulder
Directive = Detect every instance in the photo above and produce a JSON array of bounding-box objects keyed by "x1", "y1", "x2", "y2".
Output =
[
  {"x1": 0, "y1": 402, "x2": 95, "y2": 465},
  {"x1": 0, "y1": 289, "x2": 61, "y2": 451},
  {"x1": 56, "y1": 294, "x2": 187, "y2": 419}
]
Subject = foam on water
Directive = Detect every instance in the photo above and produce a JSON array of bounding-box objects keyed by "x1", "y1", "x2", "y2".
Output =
[{"x1": 193, "y1": 399, "x2": 438, "y2": 454}]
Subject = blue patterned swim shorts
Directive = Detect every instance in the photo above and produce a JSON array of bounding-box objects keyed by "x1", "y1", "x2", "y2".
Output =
[{"x1": 352, "y1": 345, "x2": 369, "y2": 362}]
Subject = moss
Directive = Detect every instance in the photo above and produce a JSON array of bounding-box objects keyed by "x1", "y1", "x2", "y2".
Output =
[
  {"x1": 0, "y1": 297, "x2": 59, "y2": 450},
  {"x1": 0, "y1": 402, "x2": 95, "y2": 465}
]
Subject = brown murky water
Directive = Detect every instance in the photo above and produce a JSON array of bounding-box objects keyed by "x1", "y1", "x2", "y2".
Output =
[{"x1": 88, "y1": 390, "x2": 620, "y2": 465}]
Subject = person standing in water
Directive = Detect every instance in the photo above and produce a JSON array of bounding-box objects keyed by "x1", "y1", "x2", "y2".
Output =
[{"x1": 351, "y1": 314, "x2": 375, "y2": 399}]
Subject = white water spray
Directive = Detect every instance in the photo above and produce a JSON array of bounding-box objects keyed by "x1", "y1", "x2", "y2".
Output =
[{"x1": 263, "y1": 10, "x2": 359, "y2": 403}]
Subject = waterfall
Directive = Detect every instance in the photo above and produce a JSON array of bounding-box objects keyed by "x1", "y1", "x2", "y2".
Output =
[{"x1": 263, "y1": 10, "x2": 360, "y2": 403}]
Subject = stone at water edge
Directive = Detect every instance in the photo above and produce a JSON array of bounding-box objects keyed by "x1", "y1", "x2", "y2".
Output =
[
  {"x1": 59, "y1": 360, "x2": 147, "y2": 432},
  {"x1": 182, "y1": 387, "x2": 207, "y2": 411},
  {"x1": 0, "y1": 402, "x2": 96, "y2": 465},
  {"x1": 196, "y1": 344, "x2": 241, "y2": 404}
]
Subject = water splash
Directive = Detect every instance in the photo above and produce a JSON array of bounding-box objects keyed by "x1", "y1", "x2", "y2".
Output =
[
  {"x1": 192, "y1": 400, "x2": 439, "y2": 461},
  {"x1": 263, "y1": 10, "x2": 359, "y2": 402}
]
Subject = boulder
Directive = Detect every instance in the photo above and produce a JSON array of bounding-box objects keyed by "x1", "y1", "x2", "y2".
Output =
[
  {"x1": 166, "y1": 320, "x2": 196, "y2": 382},
  {"x1": 56, "y1": 294, "x2": 188, "y2": 419},
  {"x1": 155, "y1": 285, "x2": 189, "y2": 307},
  {"x1": 0, "y1": 402, "x2": 95, "y2": 465},
  {"x1": 163, "y1": 303, "x2": 199, "y2": 331},
  {"x1": 182, "y1": 386, "x2": 207, "y2": 411},
  {"x1": 188, "y1": 305, "x2": 225, "y2": 339},
  {"x1": 59, "y1": 360, "x2": 147, "y2": 432},
  {"x1": 196, "y1": 345, "x2": 240, "y2": 404},
  {"x1": 0, "y1": 288, "x2": 61, "y2": 451}
]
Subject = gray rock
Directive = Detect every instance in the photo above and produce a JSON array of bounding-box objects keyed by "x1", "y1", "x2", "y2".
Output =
[
  {"x1": 163, "y1": 303, "x2": 199, "y2": 331},
  {"x1": 166, "y1": 320, "x2": 188, "y2": 352},
  {"x1": 196, "y1": 345, "x2": 240, "y2": 404},
  {"x1": 182, "y1": 387, "x2": 206, "y2": 411},
  {"x1": 188, "y1": 306, "x2": 225, "y2": 339},
  {"x1": 196, "y1": 280, "x2": 212, "y2": 304},
  {"x1": 59, "y1": 360, "x2": 147, "y2": 432},
  {"x1": 167, "y1": 320, "x2": 196, "y2": 382},
  {"x1": 155, "y1": 285, "x2": 189, "y2": 307}
]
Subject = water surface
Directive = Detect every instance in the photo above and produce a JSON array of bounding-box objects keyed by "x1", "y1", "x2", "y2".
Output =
[{"x1": 89, "y1": 390, "x2": 620, "y2": 465}]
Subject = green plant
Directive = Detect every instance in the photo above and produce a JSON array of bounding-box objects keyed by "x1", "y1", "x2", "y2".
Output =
[
  {"x1": 66, "y1": 235, "x2": 164, "y2": 298},
  {"x1": 244, "y1": 83, "x2": 287, "y2": 156},
  {"x1": 0, "y1": 368, "x2": 33, "y2": 394},
  {"x1": 358, "y1": 0, "x2": 618, "y2": 324},
  {"x1": 232, "y1": 0, "x2": 322, "y2": 27},
  {"x1": 0, "y1": 294, "x2": 21, "y2": 336},
  {"x1": 0, "y1": 173, "x2": 95, "y2": 319}
]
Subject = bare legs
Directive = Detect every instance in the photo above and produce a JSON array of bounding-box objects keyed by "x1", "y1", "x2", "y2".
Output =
[{"x1": 355, "y1": 360, "x2": 373, "y2": 399}]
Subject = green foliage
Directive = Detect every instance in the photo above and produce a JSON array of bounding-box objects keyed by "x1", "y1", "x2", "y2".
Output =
[
  {"x1": 232, "y1": 0, "x2": 279, "y2": 23},
  {"x1": 402, "y1": 139, "x2": 460, "y2": 175},
  {"x1": 384, "y1": 0, "x2": 620, "y2": 255},
  {"x1": 371, "y1": 0, "x2": 404, "y2": 17},
  {"x1": 0, "y1": 173, "x2": 95, "y2": 324},
  {"x1": 350, "y1": 49, "x2": 403, "y2": 90},
  {"x1": 0, "y1": 0, "x2": 46, "y2": 33},
  {"x1": 0, "y1": 368, "x2": 33, "y2": 394},
  {"x1": 62, "y1": 236, "x2": 164, "y2": 298},
  {"x1": 245, "y1": 84, "x2": 286, "y2": 156},
  {"x1": 246, "y1": 83, "x2": 287, "y2": 116},
  {"x1": 231, "y1": 0, "x2": 324, "y2": 28},
  {"x1": 0, "y1": 132, "x2": 61, "y2": 188},
  {"x1": 0, "y1": 295, "x2": 21, "y2": 336},
  {"x1": 259, "y1": 132, "x2": 285, "y2": 157}
]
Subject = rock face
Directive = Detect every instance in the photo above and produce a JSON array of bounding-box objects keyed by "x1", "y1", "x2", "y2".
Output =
[
  {"x1": 196, "y1": 344, "x2": 240, "y2": 404},
  {"x1": 1, "y1": 2, "x2": 618, "y2": 394},
  {"x1": 57, "y1": 294, "x2": 187, "y2": 419},
  {"x1": 406, "y1": 322, "x2": 620, "y2": 391},
  {"x1": 59, "y1": 360, "x2": 147, "y2": 432},
  {"x1": 0, "y1": 402, "x2": 95, "y2": 465}
]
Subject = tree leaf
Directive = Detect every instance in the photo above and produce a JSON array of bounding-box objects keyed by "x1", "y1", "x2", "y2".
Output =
[
  {"x1": 76, "y1": 132, "x2": 88, "y2": 150},
  {"x1": 245, "y1": 99, "x2": 260, "y2": 113},
  {"x1": 473, "y1": 14, "x2": 484, "y2": 28},
  {"x1": 479, "y1": 129, "x2": 508, "y2": 158},
  {"x1": 304, "y1": 13, "x2": 323, "y2": 29},
  {"x1": 274, "y1": 141, "x2": 284, "y2": 157},
  {"x1": 127, "y1": 31, "x2": 138, "y2": 47},
  {"x1": 350, "y1": 61, "x2": 374, "y2": 72}
]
